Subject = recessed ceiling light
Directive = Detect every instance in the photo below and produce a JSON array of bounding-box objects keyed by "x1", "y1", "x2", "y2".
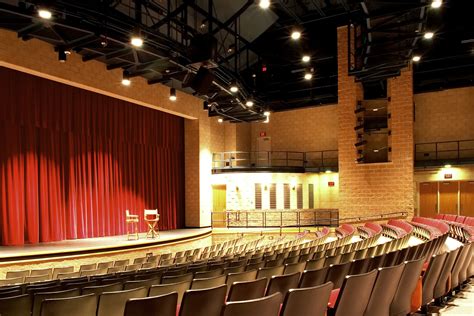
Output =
[
  {"x1": 372, "y1": 108, "x2": 379, "y2": 112},
  {"x1": 424, "y1": 32, "x2": 434, "y2": 39},
  {"x1": 259, "y1": 0, "x2": 270, "y2": 9},
  {"x1": 412, "y1": 55, "x2": 421, "y2": 62},
  {"x1": 291, "y1": 30, "x2": 301, "y2": 40},
  {"x1": 304, "y1": 73, "x2": 312, "y2": 80},
  {"x1": 246, "y1": 100, "x2": 254, "y2": 107},
  {"x1": 373, "y1": 149, "x2": 379, "y2": 153},
  {"x1": 302, "y1": 55, "x2": 311, "y2": 62},
  {"x1": 38, "y1": 9, "x2": 52, "y2": 20},
  {"x1": 218, "y1": 118, "x2": 223, "y2": 123},
  {"x1": 230, "y1": 82, "x2": 239, "y2": 93},
  {"x1": 131, "y1": 36, "x2": 143, "y2": 47},
  {"x1": 121, "y1": 78, "x2": 131, "y2": 86},
  {"x1": 431, "y1": 0, "x2": 442, "y2": 8}
]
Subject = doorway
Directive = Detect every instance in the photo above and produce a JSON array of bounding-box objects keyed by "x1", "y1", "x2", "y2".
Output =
[
  {"x1": 439, "y1": 181, "x2": 458, "y2": 214},
  {"x1": 419, "y1": 182, "x2": 438, "y2": 218},
  {"x1": 460, "y1": 181, "x2": 474, "y2": 217},
  {"x1": 212, "y1": 185, "x2": 227, "y2": 227}
]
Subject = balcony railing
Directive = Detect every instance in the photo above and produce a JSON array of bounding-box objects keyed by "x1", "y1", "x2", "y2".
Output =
[{"x1": 415, "y1": 139, "x2": 474, "y2": 167}]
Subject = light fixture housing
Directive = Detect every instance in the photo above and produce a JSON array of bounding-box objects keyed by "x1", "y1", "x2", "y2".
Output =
[
  {"x1": 412, "y1": 55, "x2": 421, "y2": 62},
  {"x1": 246, "y1": 100, "x2": 254, "y2": 107},
  {"x1": 230, "y1": 81, "x2": 239, "y2": 93},
  {"x1": 169, "y1": 88, "x2": 177, "y2": 101},
  {"x1": 218, "y1": 118, "x2": 223, "y2": 123},
  {"x1": 291, "y1": 30, "x2": 301, "y2": 40},
  {"x1": 431, "y1": 0, "x2": 442, "y2": 8},
  {"x1": 424, "y1": 32, "x2": 434, "y2": 39},
  {"x1": 38, "y1": 9, "x2": 52, "y2": 20},
  {"x1": 121, "y1": 72, "x2": 131, "y2": 86},
  {"x1": 259, "y1": 0, "x2": 270, "y2": 9},
  {"x1": 203, "y1": 100, "x2": 209, "y2": 110},
  {"x1": 304, "y1": 73, "x2": 313, "y2": 80},
  {"x1": 302, "y1": 55, "x2": 311, "y2": 62},
  {"x1": 263, "y1": 110, "x2": 270, "y2": 116},
  {"x1": 58, "y1": 49, "x2": 67, "y2": 63},
  {"x1": 131, "y1": 36, "x2": 144, "y2": 47}
]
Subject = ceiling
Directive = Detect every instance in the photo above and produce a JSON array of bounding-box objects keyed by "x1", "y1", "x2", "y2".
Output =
[{"x1": 0, "y1": 0, "x2": 472, "y2": 122}]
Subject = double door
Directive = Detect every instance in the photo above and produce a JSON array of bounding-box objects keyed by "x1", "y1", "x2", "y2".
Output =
[{"x1": 419, "y1": 181, "x2": 474, "y2": 217}]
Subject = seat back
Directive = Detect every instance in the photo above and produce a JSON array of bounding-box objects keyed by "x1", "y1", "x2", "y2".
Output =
[
  {"x1": 124, "y1": 292, "x2": 177, "y2": 316},
  {"x1": 305, "y1": 257, "x2": 325, "y2": 271},
  {"x1": 97, "y1": 262, "x2": 114, "y2": 270},
  {"x1": 422, "y1": 252, "x2": 448, "y2": 306},
  {"x1": 298, "y1": 266, "x2": 330, "y2": 288},
  {"x1": 283, "y1": 262, "x2": 306, "y2": 275},
  {"x1": 265, "y1": 271, "x2": 300, "y2": 297},
  {"x1": 190, "y1": 275, "x2": 226, "y2": 290},
  {"x1": 434, "y1": 247, "x2": 460, "y2": 299},
  {"x1": 161, "y1": 272, "x2": 193, "y2": 284},
  {"x1": 0, "y1": 288, "x2": 23, "y2": 299},
  {"x1": 80, "y1": 268, "x2": 108, "y2": 277},
  {"x1": 82, "y1": 282, "x2": 123, "y2": 295},
  {"x1": 123, "y1": 277, "x2": 161, "y2": 290},
  {"x1": 5, "y1": 270, "x2": 29, "y2": 279},
  {"x1": 450, "y1": 243, "x2": 471, "y2": 290},
  {"x1": 79, "y1": 263, "x2": 97, "y2": 272},
  {"x1": 96, "y1": 287, "x2": 147, "y2": 316},
  {"x1": 458, "y1": 242, "x2": 473, "y2": 285},
  {"x1": 149, "y1": 281, "x2": 191, "y2": 306},
  {"x1": 32, "y1": 288, "x2": 81, "y2": 316},
  {"x1": 221, "y1": 292, "x2": 282, "y2": 316},
  {"x1": 57, "y1": 272, "x2": 80, "y2": 280},
  {"x1": 114, "y1": 259, "x2": 130, "y2": 267},
  {"x1": 0, "y1": 276, "x2": 24, "y2": 286},
  {"x1": 227, "y1": 278, "x2": 267, "y2": 302},
  {"x1": 364, "y1": 263, "x2": 405, "y2": 316},
  {"x1": 52, "y1": 267, "x2": 74, "y2": 279},
  {"x1": 194, "y1": 268, "x2": 224, "y2": 279},
  {"x1": 0, "y1": 294, "x2": 32, "y2": 316},
  {"x1": 280, "y1": 282, "x2": 333, "y2": 316},
  {"x1": 332, "y1": 269, "x2": 378, "y2": 316},
  {"x1": 26, "y1": 274, "x2": 51, "y2": 283},
  {"x1": 30, "y1": 268, "x2": 53, "y2": 278},
  {"x1": 390, "y1": 257, "x2": 425, "y2": 316},
  {"x1": 325, "y1": 262, "x2": 352, "y2": 289},
  {"x1": 40, "y1": 294, "x2": 97, "y2": 316},
  {"x1": 179, "y1": 284, "x2": 227, "y2": 316},
  {"x1": 256, "y1": 265, "x2": 285, "y2": 285},
  {"x1": 225, "y1": 270, "x2": 258, "y2": 293}
]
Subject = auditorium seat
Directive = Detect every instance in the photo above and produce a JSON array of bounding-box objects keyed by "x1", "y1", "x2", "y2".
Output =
[
  {"x1": 123, "y1": 277, "x2": 161, "y2": 290},
  {"x1": 133, "y1": 257, "x2": 148, "y2": 264},
  {"x1": 227, "y1": 278, "x2": 267, "y2": 302},
  {"x1": 246, "y1": 261, "x2": 265, "y2": 271},
  {"x1": 179, "y1": 284, "x2": 227, "y2": 316},
  {"x1": 256, "y1": 265, "x2": 285, "y2": 286},
  {"x1": 221, "y1": 292, "x2": 282, "y2": 316},
  {"x1": 190, "y1": 275, "x2": 226, "y2": 290},
  {"x1": 82, "y1": 282, "x2": 123, "y2": 295},
  {"x1": 5, "y1": 270, "x2": 29, "y2": 279},
  {"x1": 298, "y1": 266, "x2": 330, "y2": 288},
  {"x1": 305, "y1": 257, "x2": 325, "y2": 271},
  {"x1": 30, "y1": 268, "x2": 53, "y2": 279},
  {"x1": 149, "y1": 281, "x2": 191, "y2": 306},
  {"x1": 40, "y1": 294, "x2": 97, "y2": 316},
  {"x1": 449, "y1": 243, "x2": 471, "y2": 291},
  {"x1": 97, "y1": 261, "x2": 114, "y2": 270},
  {"x1": 283, "y1": 261, "x2": 306, "y2": 275},
  {"x1": 364, "y1": 264, "x2": 405, "y2": 316},
  {"x1": 114, "y1": 259, "x2": 130, "y2": 267},
  {"x1": 62, "y1": 280, "x2": 98, "y2": 290},
  {"x1": 0, "y1": 294, "x2": 32, "y2": 316},
  {"x1": 25, "y1": 274, "x2": 51, "y2": 283},
  {"x1": 327, "y1": 269, "x2": 378, "y2": 316},
  {"x1": 32, "y1": 288, "x2": 81, "y2": 316},
  {"x1": 124, "y1": 292, "x2": 177, "y2": 316},
  {"x1": 125, "y1": 263, "x2": 141, "y2": 272},
  {"x1": 421, "y1": 252, "x2": 448, "y2": 309},
  {"x1": 96, "y1": 287, "x2": 147, "y2": 316},
  {"x1": 458, "y1": 242, "x2": 473, "y2": 286},
  {"x1": 0, "y1": 288, "x2": 22, "y2": 298},
  {"x1": 194, "y1": 268, "x2": 224, "y2": 279},
  {"x1": 52, "y1": 267, "x2": 74, "y2": 279},
  {"x1": 325, "y1": 262, "x2": 352, "y2": 289},
  {"x1": 0, "y1": 276, "x2": 24, "y2": 286},
  {"x1": 161, "y1": 272, "x2": 194, "y2": 284},
  {"x1": 265, "y1": 271, "x2": 300, "y2": 297},
  {"x1": 225, "y1": 270, "x2": 258, "y2": 295},
  {"x1": 57, "y1": 272, "x2": 80, "y2": 280},
  {"x1": 280, "y1": 282, "x2": 333, "y2": 316},
  {"x1": 79, "y1": 263, "x2": 97, "y2": 272},
  {"x1": 80, "y1": 268, "x2": 108, "y2": 277}
]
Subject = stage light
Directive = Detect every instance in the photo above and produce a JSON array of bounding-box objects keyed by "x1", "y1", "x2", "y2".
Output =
[
  {"x1": 218, "y1": 118, "x2": 223, "y2": 123},
  {"x1": 58, "y1": 50, "x2": 67, "y2": 63},
  {"x1": 431, "y1": 0, "x2": 442, "y2": 8},
  {"x1": 230, "y1": 81, "x2": 239, "y2": 93},
  {"x1": 291, "y1": 30, "x2": 301, "y2": 40},
  {"x1": 169, "y1": 88, "x2": 177, "y2": 101},
  {"x1": 412, "y1": 55, "x2": 421, "y2": 62},
  {"x1": 304, "y1": 72, "x2": 312, "y2": 80},
  {"x1": 122, "y1": 72, "x2": 131, "y2": 86},
  {"x1": 246, "y1": 100, "x2": 254, "y2": 107},
  {"x1": 259, "y1": 0, "x2": 270, "y2": 9},
  {"x1": 131, "y1": 36, "x2": 143, "y2": 47},
  {"x1": 302, "y1": 55, "x2": 311, "y2": 62},
  {"x1": 424, "y1": 32, "x2": 434, "y2": 39},
  {"x1": 38, "y1": 9, "x2": 52, "y2": 20}
]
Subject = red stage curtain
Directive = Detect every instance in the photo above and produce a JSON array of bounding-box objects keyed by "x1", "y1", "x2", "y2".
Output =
[{"x1": 0, "y1": 67, "x2": 185, "y2": 246}]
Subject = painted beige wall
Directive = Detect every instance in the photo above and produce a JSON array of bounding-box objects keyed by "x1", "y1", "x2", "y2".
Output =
[{"x1": 414, "y1": 87, "x2": 474, "y2": 143}]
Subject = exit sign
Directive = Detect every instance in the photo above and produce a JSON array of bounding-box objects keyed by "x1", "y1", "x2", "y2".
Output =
[
  {"x1": 259, "y1": 131, "x2": 266, "y2": 137},
  {"x1": 328, "y1": 181, "x2": 335, "y2": 187}
]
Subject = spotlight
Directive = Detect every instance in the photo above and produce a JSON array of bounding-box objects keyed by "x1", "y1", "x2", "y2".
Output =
[
  {"x1": 218, "y1": 118, "x2": 223, "y2": 123},
  {"x1": 291, "y1": 30, "x2": 301, "y2": 40},
  {"x1": 121, "y1": 72, "x2": 131, "y2": 86},
  {"x1": 263, "y1": 110, "x2": 270, "y2": 116},
  {"x1": 412, "y1": 55, "x2": 421, "y2": 62},
  {"x1": 424, "y1": 32, "x2": 434, "y2": 39},
  {"x1": 169, "y1": 88, "x2": 177, "y2": 101},
  {"x1": 302, "y1": 55, "x2": 311, "y2": 62},
  {"x1": 230, "y1": 81, "x2": 239, "y2": 93},
  {"x1": 246, "y1": 100, "x2": 254, "y2": 107},
  {"x1": 431, "y1": 0, "x2": 442, "y2": 8},
  {"x1": 259, "y1": 0, "x2": 270, "y2": 9},
  {"x1": 58, "y1": 50, "x2": 67, "y2": 63},
  {"x1": 131, "y1": 36, "x2": 143, "y2": 47},
  {"x1": 304, "y1": 72, "x2": 313, "y2": 80},
  {"x1": 38, "y1": 9, "x2": 52, "y2": 20}
]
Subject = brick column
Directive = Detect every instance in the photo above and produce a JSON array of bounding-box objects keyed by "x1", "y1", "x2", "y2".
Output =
[{"x1": 337, "y1": 26, "x2": 415, "y2": 218}]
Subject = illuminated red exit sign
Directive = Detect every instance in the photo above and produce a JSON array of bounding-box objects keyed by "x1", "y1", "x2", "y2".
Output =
[
  {"x1": 328, "y1": 181, "x2": 335, "y2": 187},
  {"x1": 259, "y1": 131, "x2": 266, "y2": 137}
]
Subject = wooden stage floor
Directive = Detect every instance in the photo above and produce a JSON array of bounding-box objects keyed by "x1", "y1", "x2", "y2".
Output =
[{"x1": 0, "y1": 228, "x2": 212, "y2": 263}]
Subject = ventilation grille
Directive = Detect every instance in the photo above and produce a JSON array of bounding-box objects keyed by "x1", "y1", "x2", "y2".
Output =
[
  {"x1": 255, "y1": 183, "x2": 262, "y2": 209},
  {"x1": 270, "y1": 184, "x2": 277, "y2": 209}
]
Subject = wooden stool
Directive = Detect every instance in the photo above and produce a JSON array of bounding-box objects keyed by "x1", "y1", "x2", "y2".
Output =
[
  {"x1": 126, "y1": 210, "x2": 139, "y2": 240},
  {"x1": 144, "y1": 209, "x2": 160, "y2": 238}
]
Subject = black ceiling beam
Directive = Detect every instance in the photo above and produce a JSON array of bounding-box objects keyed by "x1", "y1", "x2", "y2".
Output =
[
  {"x1": 277, "y1": 0, "x2": 303, "y2": 24},
  {"x1": 210, "y1": 0, "x2": 253, "y2": 35},
  {"x1": 106, "y1": 61, "x2": 132, "y2": 70},
  {"x1": 17, "y1": 22, "x2": 43, "y2": 40},
  {"x1": 104, "y1": 48, "x2": 132, "y2": 61},
  {"x1": 308, "y1": 0, "x2": 326, "y2": 16},
  {"x1": 151, "y1": 1, "x2": 193, "y2": 29}
]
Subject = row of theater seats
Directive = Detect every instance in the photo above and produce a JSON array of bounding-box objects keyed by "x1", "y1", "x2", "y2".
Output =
[
  {"x1": 1, "y1": 218, "x2": 472, "y2": 316},
  {"x1": 435, "y1": 214, "x2": 474, "y2": 226}
]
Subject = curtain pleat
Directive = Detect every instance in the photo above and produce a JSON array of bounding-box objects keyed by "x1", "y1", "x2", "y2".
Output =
[{"x1": 0, "y1": 67, "x2": 185, "y2": 246}]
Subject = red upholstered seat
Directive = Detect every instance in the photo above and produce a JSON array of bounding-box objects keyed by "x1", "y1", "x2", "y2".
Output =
[{"x1": 328, "y1": 288, "x2": 340, "y2": 308}]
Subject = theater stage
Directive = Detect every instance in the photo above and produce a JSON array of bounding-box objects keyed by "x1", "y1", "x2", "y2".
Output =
[{"x1": 0, "y1": 228, "x2": 212, "y2": 264}]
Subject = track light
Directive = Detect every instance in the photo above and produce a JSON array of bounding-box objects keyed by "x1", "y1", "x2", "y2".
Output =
[
  {"x1": 302, "y1": 55, "x2": 311, "y2": 63},
  {"x1": 412, "y1": 55, "x2": 421, "y2": 62},
  {"x1": 131, "y1": 29, "x2": 144, "y2": 47},
  {"x1": 263, "y1": 110, "x2": 270, "y2": 116},
  {"x1": 246, "y1": 100, "x2": 254, "y2": 107},
  {"x1": 291, "y1": 29, "x2": 301, "y2": 40},
  {"x1": 431, "y1": 0, "x2": 442, "y2": 8},
  {"x1": 304, "y1": 72, "x2": 313, "y2": 80},
  {"x1": 424, "y1": 32, "x2": 434, "y2": 39},
  {"x1": 121, "y1": 72, "x2": 131, "y2": 86},
  {"x1": 58, "y1": 49, "x2": 67, "y2": 63},
  {"x1": 169, "y1": 88, "x2": 177, "y2": 101},
  {"x1": 218, "y1": 118, "x2": 223, "y2": 123},
  {"x1": 38, "y1": 9, "x2": 52, "y2": 20},
  {"x1": 230, "y1": 81, "x2": 239, "y2": 93},
  {"x1": 259, "y1": 0, "x2": 270, "y2": 9}
]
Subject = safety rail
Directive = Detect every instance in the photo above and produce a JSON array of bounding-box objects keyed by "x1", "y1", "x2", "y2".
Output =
[
  {"x1": 339, "y1": 211, "x2": 409, "y2": 224},
  {"x1": 415, "y1": 139, "x2": 474, "y2": 166}
]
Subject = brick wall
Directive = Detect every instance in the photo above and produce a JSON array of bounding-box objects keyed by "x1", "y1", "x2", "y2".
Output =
[
  {"x1": 336, "y1": 26, "x2": 415, "y2": 219},
  {"x1": 414, "y1": 86, "x2": 474, "y2": 143}
]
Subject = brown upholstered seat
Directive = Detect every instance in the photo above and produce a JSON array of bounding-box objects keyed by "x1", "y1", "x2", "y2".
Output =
[
  {"x1": 40, "y1": 294, "x2": 97, "y2": 316},
  {"x1": 221, "y1": 292, "x2": 282, "y2": 316},
  {"x1": 227, "y1": 277, "x2": 267, "y2": 302},
  {"x1": 280, "y1": 282, "x2": 333, "y2": 316},
  {"x1": 178, "y1": 284, "x2": 227, "y2": 316},
  {"x1": 124, "y1": 292, "x2": 177, "y2": 316}
]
